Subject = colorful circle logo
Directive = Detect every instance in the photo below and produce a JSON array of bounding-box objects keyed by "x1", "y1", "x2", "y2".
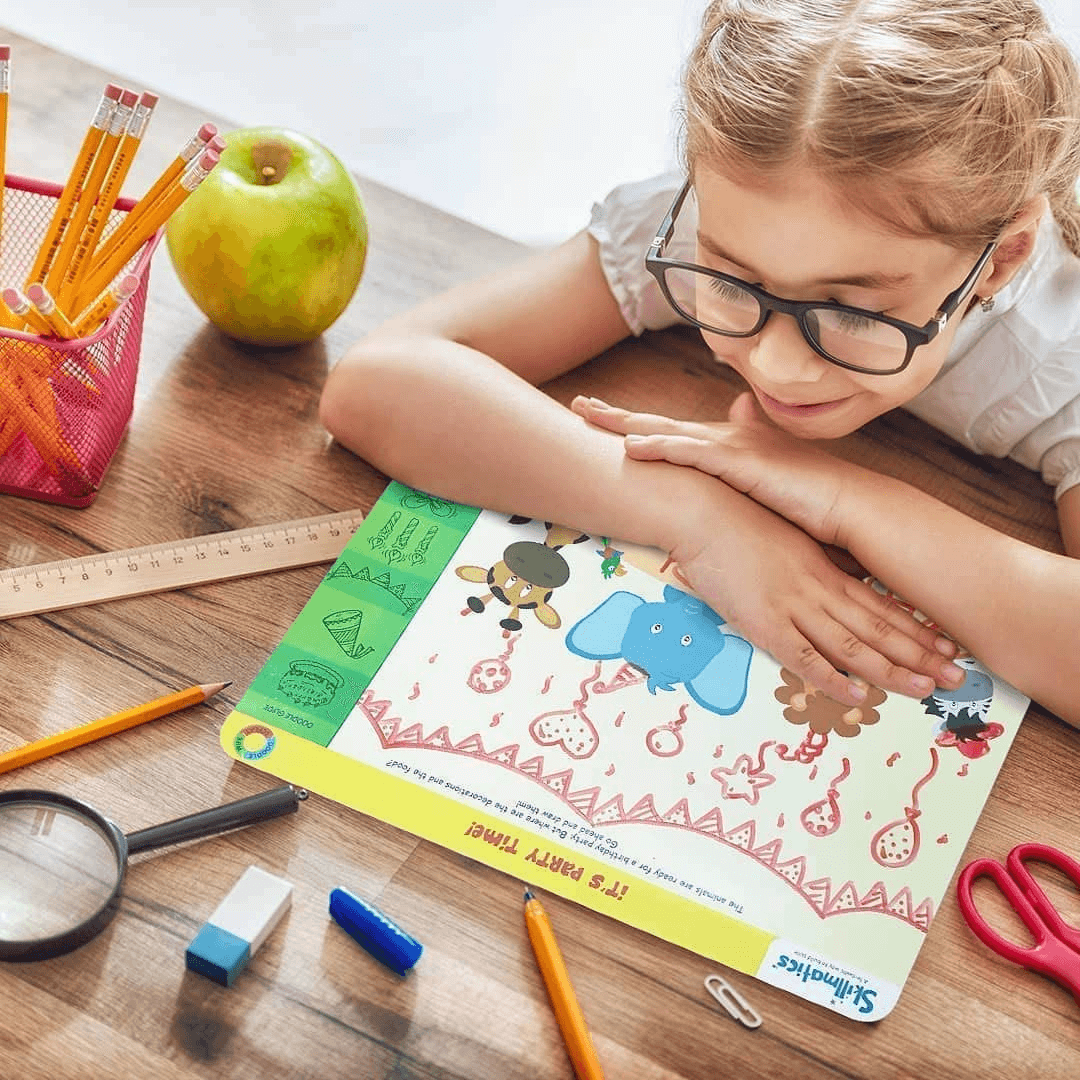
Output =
[{"x1": 234, "y1": 723, "x2": 276, "y2": 760}]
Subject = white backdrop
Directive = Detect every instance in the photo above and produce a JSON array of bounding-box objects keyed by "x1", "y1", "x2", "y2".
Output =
[{"x1": 2, "y1": 2, "x2": 1077, "y2": 246}]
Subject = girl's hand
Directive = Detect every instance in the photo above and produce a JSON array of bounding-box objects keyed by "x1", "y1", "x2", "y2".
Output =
[
  {"x1": 569, "y1": 393, "x2": 965, "y2": 704},
  {"x1": 572, "y1": 392, "x2": 858, "y2": 546}
]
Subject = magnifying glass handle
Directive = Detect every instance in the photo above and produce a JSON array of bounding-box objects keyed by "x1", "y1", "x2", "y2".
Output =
[{"x1": 125, "y1": 785, "x2": 305, "y2": 855}]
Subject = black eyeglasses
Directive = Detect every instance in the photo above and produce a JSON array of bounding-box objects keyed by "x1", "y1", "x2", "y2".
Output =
[{"x1": 645, "y1": 180, "x2": 997, "y2": 376}]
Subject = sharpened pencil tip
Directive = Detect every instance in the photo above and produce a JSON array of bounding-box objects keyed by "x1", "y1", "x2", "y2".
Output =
[
  {"x1": 523, "y1": 887, "x2": 534, "y2": 902},
  {"x1": 199, "y1": 681, "x2": 231, "y2": 699}
]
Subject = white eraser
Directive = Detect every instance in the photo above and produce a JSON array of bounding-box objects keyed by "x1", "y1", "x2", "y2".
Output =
[
  {"x1": 209, "y1": 865, "x2": 293, "y2": 953},
  {"x1": 186, "y1": 865, "x2": 293, "y2": 986}
]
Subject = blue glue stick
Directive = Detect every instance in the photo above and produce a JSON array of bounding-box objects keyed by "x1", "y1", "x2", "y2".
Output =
[{"x1": 329, "y1": 886, "x2": 423, "y2": 975}]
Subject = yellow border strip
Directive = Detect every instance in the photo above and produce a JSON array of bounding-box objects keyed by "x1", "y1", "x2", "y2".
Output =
[{"x1": 222, "y1": 710, "x2": 775, "y2": 974}]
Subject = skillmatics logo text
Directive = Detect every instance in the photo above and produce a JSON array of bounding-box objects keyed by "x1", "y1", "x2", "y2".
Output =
[{"x1": 772, "y1": 954, "x2": 878, "y2": 1015}]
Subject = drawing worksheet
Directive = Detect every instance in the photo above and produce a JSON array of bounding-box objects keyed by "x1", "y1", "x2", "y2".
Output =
[{"x1": 222, "y1": 482, "x2": 1028, "y2": 1019}]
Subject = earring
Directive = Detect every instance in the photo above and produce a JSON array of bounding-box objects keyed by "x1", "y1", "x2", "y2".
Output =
[{"x1": 980, "y1": 295, "x2": 996, "y2": 312}]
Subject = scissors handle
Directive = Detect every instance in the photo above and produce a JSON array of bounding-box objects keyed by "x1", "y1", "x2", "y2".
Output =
[
  {"x1": 957, "y1": 844, "x2": 1080, "y2": 1005},
  {"x1": 1007, "y1": 843, "x2": 1080, "y2": 953}
]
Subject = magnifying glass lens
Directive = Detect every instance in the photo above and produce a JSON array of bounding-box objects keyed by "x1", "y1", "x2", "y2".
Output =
[{"x1": 0, "y1": 800, "x2": 121, "y2": 943}]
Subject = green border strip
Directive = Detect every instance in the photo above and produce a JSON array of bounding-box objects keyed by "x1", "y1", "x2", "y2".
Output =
[{"x1": 236, "y1": 483, "x2": 480, "y2": 745}]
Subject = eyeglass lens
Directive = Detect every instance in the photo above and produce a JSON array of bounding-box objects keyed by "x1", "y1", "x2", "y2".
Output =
[
  {"x1": 0, "y1": 801, "x2": 121, "y2": 943},
  {"x1": 661, "y1": 265, "x2": 909, "y2": 372}
]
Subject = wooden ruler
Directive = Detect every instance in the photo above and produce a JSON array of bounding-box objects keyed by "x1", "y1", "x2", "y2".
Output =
[{"x1": 0, "y1": 510, "x2": 365, "y2": 620}]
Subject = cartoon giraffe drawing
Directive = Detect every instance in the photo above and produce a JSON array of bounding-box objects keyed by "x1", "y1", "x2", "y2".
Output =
[{"x1": 456, "y1": 522, "x2": 589, "y2": 634}]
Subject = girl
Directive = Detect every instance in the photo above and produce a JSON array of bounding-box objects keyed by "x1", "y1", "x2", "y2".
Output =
[{"x1": 320, "y1": 0, "x2": 1080, "y2": 717}]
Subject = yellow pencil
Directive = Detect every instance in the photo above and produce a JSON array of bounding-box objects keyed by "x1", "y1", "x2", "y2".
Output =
[
  {"x1": 0, "y1": 681, "x2": 231, "y2": 775},
  {"x1": 523, "y1": 889, "x2": 606, "y2": 1080},
  {"x1": 3, "y1": 285, "x2": 50, "y2": 336},
  {"x1": 0, "y1": 292, "x2": 21, "y2": 330},
  {"x1": 27, "y1": 283, "x2": 77, "y2": 339},
  {"x1": 72, "y1": 271, "x2": 139, "y2": 337},
  {"x1": 89, "y1": 124, "x2": 219, "y2": 275},
  {"x1": 46, "y1": 87, "x2": 137, "y2": 298},
  {"x1": 59, "y1": 90, "x2": 158, "y2": 306},
  {"x1": 0, "y1": 46, "x2": 10, "y2": 276},
  {"x1": 26, "y1": 83, "x2": 121, "y2": 288},
  {"x1": 74, "y1": 146, "x2": 219, "y2": 309}
]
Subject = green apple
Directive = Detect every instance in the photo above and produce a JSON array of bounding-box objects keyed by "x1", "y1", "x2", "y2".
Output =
[{"x1": 165, "y1": 127, "x2": 368, "y2": 347}]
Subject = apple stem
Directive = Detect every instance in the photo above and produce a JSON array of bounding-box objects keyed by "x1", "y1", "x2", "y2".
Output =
[{"x1": 251, "y1": 140, "x2": 292, "y2": 185}]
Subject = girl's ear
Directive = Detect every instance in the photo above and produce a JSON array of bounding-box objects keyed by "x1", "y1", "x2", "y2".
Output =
[{"x1": 980, "y1": 194, "x2": 1049, "y2": 298}]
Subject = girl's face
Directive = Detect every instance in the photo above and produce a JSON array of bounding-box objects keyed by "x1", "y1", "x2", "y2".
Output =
[{"x1": 692, "y1": 165, "x2": 994, "y2": 439}]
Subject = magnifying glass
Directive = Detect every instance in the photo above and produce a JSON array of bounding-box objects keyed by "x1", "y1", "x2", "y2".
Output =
[{"x1": 0, "y1": 783, "x2": 305, "y2": 962}]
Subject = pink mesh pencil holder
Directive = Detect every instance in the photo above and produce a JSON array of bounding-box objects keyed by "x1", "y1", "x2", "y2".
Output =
[{"x1": 0, "y1": 173, "x2": 161, "y2": 507}]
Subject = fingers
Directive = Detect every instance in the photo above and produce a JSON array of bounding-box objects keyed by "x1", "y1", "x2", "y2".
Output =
[
  {"x1": 747, "y1": 576, "x2": 966, "y2": 709},
  {"x1": 850, "y1": 581, "x2": 961, "y2": 669},
  {"x1": 624, "y1": 433, "x2": 718, "y2": 467},
  {"x1": 758, "y1": 622, "x2": 872, "y2": 706},
  {"x1": 570, "y1": 395, "x2": 704, "y2": 438},
  {"x1": 783, "y1": 584, "x2": 965, "y2": 705}
]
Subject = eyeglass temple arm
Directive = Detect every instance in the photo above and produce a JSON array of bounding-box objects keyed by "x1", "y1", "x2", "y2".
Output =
[
  {"x1": 648, "y1": 179, "x2": 693, "y2": 257},
  {"x1": 933, "y1": 241, "x2": 998, "y2": 327}
]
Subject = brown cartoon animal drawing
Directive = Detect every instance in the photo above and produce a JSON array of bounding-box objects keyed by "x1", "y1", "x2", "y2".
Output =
[{"x1": 457, "y1": 522, "x2": 588, "y2": 634}]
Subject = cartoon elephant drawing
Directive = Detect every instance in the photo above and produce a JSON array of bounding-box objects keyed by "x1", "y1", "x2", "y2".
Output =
[{"x1": 565, "y1": 584, "x2": 754, "y2": 715}]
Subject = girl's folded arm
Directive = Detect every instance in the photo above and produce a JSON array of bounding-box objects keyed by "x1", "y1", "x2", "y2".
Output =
[{"x1": 319, "y1": 233, "x2": 964, "y2": 706}]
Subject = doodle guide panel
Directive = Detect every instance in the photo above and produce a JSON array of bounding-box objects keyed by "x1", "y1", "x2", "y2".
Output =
[{"x1": 223, "y1": 483, "x2": 1030, "y2": 1020}]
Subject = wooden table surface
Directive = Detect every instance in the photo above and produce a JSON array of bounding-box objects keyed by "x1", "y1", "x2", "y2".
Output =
[{"x1": 1, "y1": 30, "x2": 1078, "y2": 1080}]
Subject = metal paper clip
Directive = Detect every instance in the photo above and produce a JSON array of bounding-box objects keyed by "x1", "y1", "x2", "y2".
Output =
[{"x1": 704, "y1": 974, "x2": 762, "y2": 1029}]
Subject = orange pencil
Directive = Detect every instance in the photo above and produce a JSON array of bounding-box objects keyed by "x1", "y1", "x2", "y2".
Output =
[
  {"x1": 523, "y1": 889, "x2": 606, "y2": 1080},
  {"x1": 27, "y1": 283, "x2": 77, "y2": 339},
  {"x1": 0, "y1": 340, "x2": 80, "y2": 477},
  {"x1": 60, "y1": 90, "x2": 158, "y2": 306},
  {"x1": 75, "y1": 147, "x2": 219, "y2": 309},
  {"x1": 89, "y1": 124, "x2": 219, "y2": 275},
  {"x1": 0, "y1": 681, "x2": 231, "y2": 775},
  {"x1": 26, "y1": 83, "x2": 121, "y2": 288},
  {"x1": 0, "y1": 409, "x2": 19, "y2": 461},
  {"x1": 72, "y1": 271, "x2": 139, "y2": 337},
  {"x1": 46, "y1": 87, "x2": 137, "y2": 298}
]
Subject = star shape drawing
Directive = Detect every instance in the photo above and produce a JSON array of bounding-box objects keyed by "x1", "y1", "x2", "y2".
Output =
[{"x1": 710, "y1": 753, "x2": 776, "y2": 804}]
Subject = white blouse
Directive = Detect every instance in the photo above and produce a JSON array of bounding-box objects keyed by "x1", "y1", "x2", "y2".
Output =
[{"x1": 587, "y1": 171, "x2": 1080, "y2": 501}]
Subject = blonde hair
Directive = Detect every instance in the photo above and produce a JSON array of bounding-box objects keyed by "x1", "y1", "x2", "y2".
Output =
[{"x1": 682, "y1": 0, "x2": 1080, "y2": 256}]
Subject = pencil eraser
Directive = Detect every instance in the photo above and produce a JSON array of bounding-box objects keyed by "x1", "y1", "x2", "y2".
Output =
[
  {"x1": 197, "y1": 123, "x2": 218, "y2": 142},
  {"x1": 139, "y1": 91, "x2": 159, "y2": 108},
  {"x1": 104, "y1": 83, "x2": 123, "y2": 100},
  {"x1": 185, "y1": 865, "x2": 293, "y2": 987},
  {"x1": 119, "y1": 88, "x2": 138, "y2": 107},
  {"x1": 0, "y1": 46, "x2": 11, "y2": 61},
  {"x1": 329, "y1": 887, "x2": 423, "y2": 975}
]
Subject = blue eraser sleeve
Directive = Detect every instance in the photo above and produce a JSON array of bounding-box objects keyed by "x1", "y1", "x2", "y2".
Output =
[
  {"x1": 329, "y1": 887, "x2": 423, "y2": 975},
  {"x1": 185, "y1": 924, "x2": 251, "y2": 987}
]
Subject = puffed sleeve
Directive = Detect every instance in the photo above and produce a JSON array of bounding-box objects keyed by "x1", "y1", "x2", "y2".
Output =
[
  {"x1": 587, "y1": 172, "x2": 691, "y2": 336},
  {"x1": 1010, "y1": 394, "x2": 1080, "y2": 501}
]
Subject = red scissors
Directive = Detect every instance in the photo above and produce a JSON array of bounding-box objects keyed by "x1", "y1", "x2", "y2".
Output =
[{"x1": 957, "y1": 842, "x2": 1080, "y2": 1006}]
